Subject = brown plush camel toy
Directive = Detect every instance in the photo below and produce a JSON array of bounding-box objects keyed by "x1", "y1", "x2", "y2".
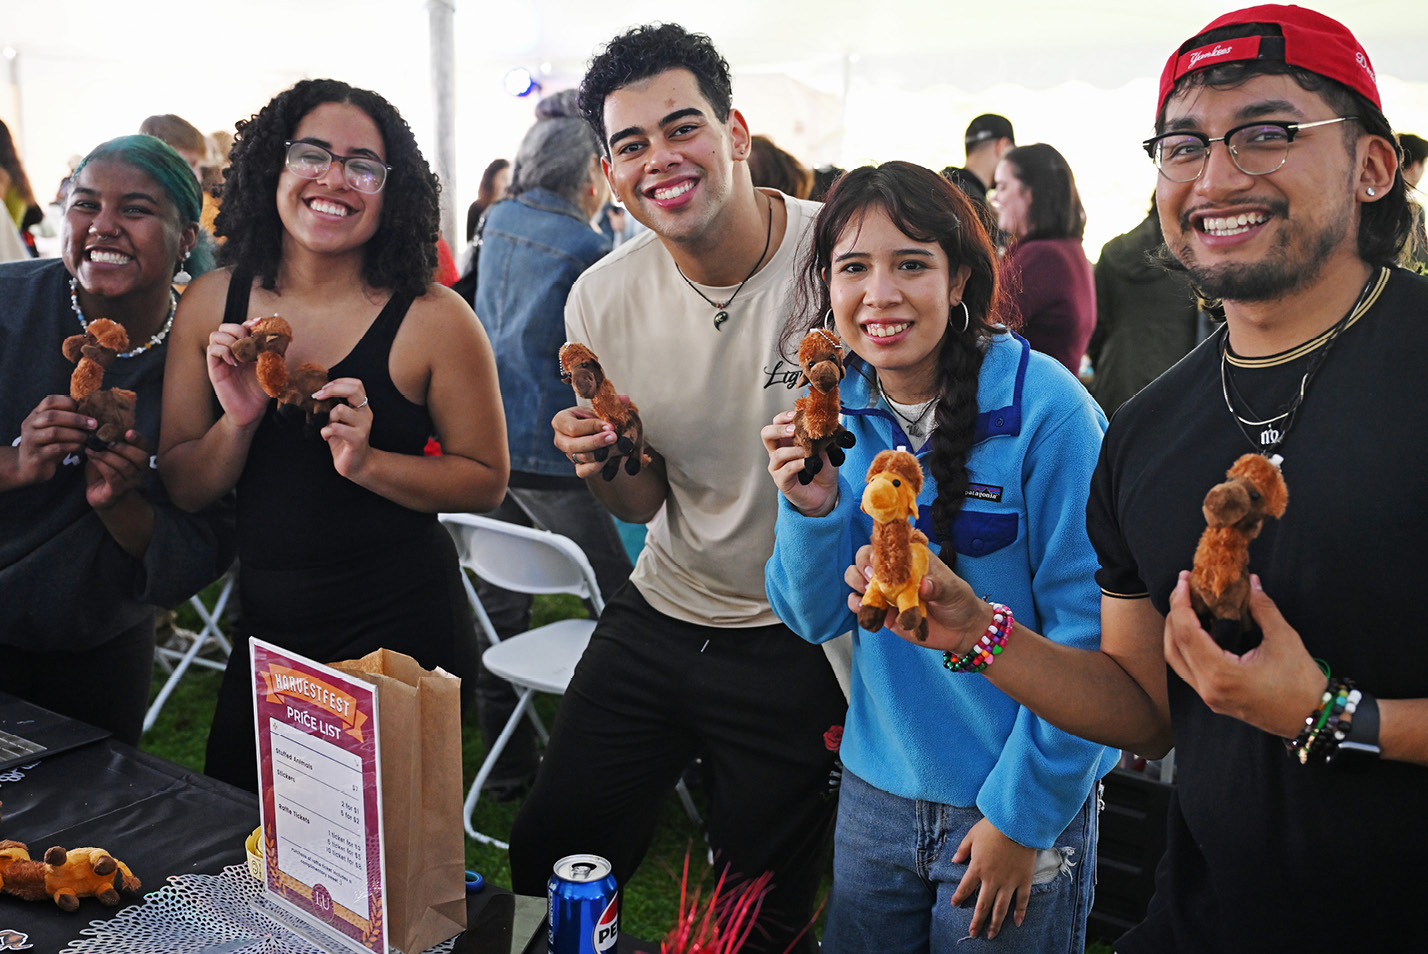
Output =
[
  {"x1": 1188, "y1": 453, "x2": 1289, "y2": 654},
  {"x1": 559, "y1": 341, "x2": 649, "y2": 481},
  {"x1": 0, "y1": 840, "x2": 140, "y2": 911},
  {"x1": 857, "y1": 449, "x2": 931, "y2": 641},
  {"x1": 61, "y1": 318, "x2": 137, "y2": 445},
  {"x1": 230, "y1": 315, "x2": 338, "y2": 427},
  {"x1": 791, "y1": 328, "x2": 857, "y2": 485}
]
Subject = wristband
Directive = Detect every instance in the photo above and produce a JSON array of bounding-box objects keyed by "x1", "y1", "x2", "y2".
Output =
[
  {"x1": 943, "y1": 602, "x2": 1012, "y2": 674},
  {"x1": 1329, "y1": 689, "x2": 1381, "y2": 769},
  {"x1": 1284, "y1": 676, "x2": 1360, "y2": 765}
]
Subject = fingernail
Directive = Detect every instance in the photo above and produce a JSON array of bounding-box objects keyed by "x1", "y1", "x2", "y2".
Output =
[
  {"x1": 862, "y1": 566, "x2": 873, "y2": 580},
  {"x1": 786, "y1": 425, "x2": 795, "y2": 436},
  {"x1": 1250, "y1": 574, "x2": 1262, "y2": 591},
  {"x1": 87, "y1": 419, "x2": 97, "y2": 429}
]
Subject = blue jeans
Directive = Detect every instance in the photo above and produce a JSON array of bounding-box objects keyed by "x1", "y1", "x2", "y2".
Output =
[{"x1": 824, "y1": 769, "x2": 1100, "y2": 954}]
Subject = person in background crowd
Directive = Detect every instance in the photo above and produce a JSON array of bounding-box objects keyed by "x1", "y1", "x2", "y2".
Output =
[
  {"x1": 942, "y1": 113, "x2": 1015, "y2": 208},
  {"x1": 470, "y1": 88, "x2": 631, "y2": 798},
  {"x1": 810, "y1": 164, "x2": 845, "y2": 202},
  {"x1": 866, "y1": 7, "x2": 1428, "y2": 952},
  {"x1": 1087, "y1": 195, "x2": 1207, "y2": 415},
  {"x1": 464, "y1": 159, "x2": 510, "y2": 244},
  {"x1": 747, "y1": 134, "x2": 813, "y2": 199},
  {"x1": 993, "y1": 142, "x2": 1096, "y2": 376},
  {"x1": 0, "y1": 119, "x2": 43, "y2": 257},
  {"x1": 507, "y1": 25, "x2": 846, "y2": 953},
  {"x1": 158, "y1": 79, "x2": 508, "y2": 793},
  {"x1": 1397, "y1": 133, "x2": 1426, "y2": 269},
  {"x1": 0, "y1": 135, "x2": 235, "y2": 744},
  {"x1": 1398, "y1": 132, "x2": 1425, "y2": 188},
  {"x1": 764, "y1": 160, "x2": 1113, "y2": 952}
]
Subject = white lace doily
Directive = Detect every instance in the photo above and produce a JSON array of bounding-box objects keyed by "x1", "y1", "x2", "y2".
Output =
[{"x1": 60, "y1": 863, "x2": 458, "y2": 954}]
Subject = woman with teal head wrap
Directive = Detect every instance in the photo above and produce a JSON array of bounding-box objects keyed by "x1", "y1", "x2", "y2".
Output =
[{"x1": 0, "y1": 133, "x2": 235, "y2": 745}]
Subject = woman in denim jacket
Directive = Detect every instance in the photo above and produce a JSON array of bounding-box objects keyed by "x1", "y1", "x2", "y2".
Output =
[{"x1": 470, "y1": 90, "x2": 632, "y2": 792}]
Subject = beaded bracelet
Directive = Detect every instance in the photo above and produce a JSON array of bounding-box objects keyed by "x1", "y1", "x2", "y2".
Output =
[
  {"x1": 1284, "y1": 676, "x2": 1360, "y2": 765},
  {"x1": 943, "y1": 602, "x2": 1013, "y2": 674}
]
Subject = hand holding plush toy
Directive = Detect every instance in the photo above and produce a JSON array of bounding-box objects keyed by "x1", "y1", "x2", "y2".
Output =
[
  {"x1": 230, "y1": 315, "x2": 338, "y2": 427},
  {"x1": 559, "y1": 341, "x2": 649, "y2": 481},
  {"x1": 1188, "y1": 453, "x2": 1289, "y2": 654},
  {"x1": 62, "y1": 318, "x2": 137, "y2": 446},
  {"x1": 857, "y1": 449, "x2": 931, "y2": 641},
  {"x1": 791, "y1": 328, "x2": 856, "y2": 485}
]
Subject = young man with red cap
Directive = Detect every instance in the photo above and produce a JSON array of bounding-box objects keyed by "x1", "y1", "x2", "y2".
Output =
[{"x1": 860, "y1": 6, "x2": 1428, "y2": 951}]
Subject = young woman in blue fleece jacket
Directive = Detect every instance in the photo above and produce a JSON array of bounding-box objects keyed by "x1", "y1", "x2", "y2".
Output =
[{"x1": 762, "y1": 162, "x2": 1117, "y2": 953}]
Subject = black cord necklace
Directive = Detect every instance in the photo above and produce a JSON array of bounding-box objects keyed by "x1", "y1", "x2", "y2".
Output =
[
  {"x1": 674, "y1": 193, "x2": 773, "y2": 330},
  {"x1": 1219, "y1": 270, "x2": 1377, "y2": 460}
]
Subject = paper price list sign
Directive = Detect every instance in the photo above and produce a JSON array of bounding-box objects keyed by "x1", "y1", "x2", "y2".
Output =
[{"x1": 252, "y1": 638, "x2": 387, "y2": 954}]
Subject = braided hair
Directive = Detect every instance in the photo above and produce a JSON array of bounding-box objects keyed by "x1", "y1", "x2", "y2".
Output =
[{"x1": 786, "y1": 161, "x2": 1008, "y2": 555}]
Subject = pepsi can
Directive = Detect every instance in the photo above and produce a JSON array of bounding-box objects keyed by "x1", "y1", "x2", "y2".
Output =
[{"x1": 548, "y1": 853, "x2": 619, "y2": 954}]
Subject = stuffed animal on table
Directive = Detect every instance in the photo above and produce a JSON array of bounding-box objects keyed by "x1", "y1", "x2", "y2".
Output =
[
  {"x1": 791, "y1": 328, "x2": 857, "y2": 485},
  {"x1": 857, "y1": 449, "x2": 931, "y2": 641},
  {"x1": 62, "y1": 317, "x2": 137, "y2": 446},
  {"x1": 230, "y1": 315, "x2": 338, "y2": 427},
  {"x1": 0, "y1": 840, "x2": 141, "y2": 911},
  {"x1": 1188, "y1": 453, "x2": 1289, "y2": 654},
  {"x1": 559, "y1": 341, "x2": 649, "y2": 481}
]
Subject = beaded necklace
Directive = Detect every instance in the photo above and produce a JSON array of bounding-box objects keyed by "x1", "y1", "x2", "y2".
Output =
[{"x1": 70, "y1": 277, "x2": 178, "y2": 358}]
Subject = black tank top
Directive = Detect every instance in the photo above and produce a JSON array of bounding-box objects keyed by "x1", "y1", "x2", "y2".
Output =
[{"x1": 225, "y1": 268, "x2": 436, "y2": 569}]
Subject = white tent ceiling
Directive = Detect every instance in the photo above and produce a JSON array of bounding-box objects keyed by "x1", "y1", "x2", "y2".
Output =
[{"x1": 2, "y1": 0, "x2": 1423, "y2": 253}]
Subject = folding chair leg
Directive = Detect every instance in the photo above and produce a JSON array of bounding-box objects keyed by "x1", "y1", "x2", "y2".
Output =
[
  {"x1": 143, "y1": 578, "x2": 235, "y2": 734},
  {"x1": 463, "y1": 687, "x2": 538, "y2": 847},
  {"x1": 674, "y1": 778, "x2": 703, "y2": 828}
]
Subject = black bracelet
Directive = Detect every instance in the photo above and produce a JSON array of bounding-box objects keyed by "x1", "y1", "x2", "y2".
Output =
[{"x1": 1329, "y1": 689, "x2": 1381, "y2": 769}]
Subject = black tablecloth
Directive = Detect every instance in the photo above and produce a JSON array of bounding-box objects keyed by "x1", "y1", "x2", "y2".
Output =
[{"x1": 0, "y1": 738, "x2": 259, "y2": 952}]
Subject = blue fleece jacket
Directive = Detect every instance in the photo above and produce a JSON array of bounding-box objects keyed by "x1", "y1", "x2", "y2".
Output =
[{"x1": 766, "y1": 332, "x2": 1117, "y2": 850}]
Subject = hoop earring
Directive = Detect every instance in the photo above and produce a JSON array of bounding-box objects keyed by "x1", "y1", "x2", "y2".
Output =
[
  {"x1": 823, "y1": 309, "x2": 836, "y2": 332},
  {"x1": 949, "y1": 300, "x2": 970, "y2": 334}
]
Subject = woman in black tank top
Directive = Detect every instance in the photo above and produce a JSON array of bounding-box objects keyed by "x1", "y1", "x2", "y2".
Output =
[{"x1": 157, "y1": 80, "x2": 509, "y2": 792}]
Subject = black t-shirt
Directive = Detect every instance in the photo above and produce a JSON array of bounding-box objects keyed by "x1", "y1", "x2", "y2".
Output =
[{"x1": 1089, "y1": 266, "x2": 1428, "y2": 953}]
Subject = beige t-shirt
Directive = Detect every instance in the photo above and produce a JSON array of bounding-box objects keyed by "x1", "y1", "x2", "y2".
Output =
[{"x1": 565, "y1": 191, "x2": 818, "y2": 628}]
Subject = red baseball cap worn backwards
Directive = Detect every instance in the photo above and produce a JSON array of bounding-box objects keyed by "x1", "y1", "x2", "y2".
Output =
[{"x1": 1157, "y1": 4, "x2": 1381, "y2": 116}]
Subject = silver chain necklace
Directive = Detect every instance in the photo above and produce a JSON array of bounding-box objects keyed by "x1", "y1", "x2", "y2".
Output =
[
  {"x1": 1218, "y1": 270, "x2": 1375, "y2": 458},
  {"x1": 70, "y1": 277, "x2": 178, "y2": 358}
]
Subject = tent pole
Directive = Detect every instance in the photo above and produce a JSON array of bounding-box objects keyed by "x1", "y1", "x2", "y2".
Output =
[{"x1": 428, "y1": 0, "x2": 457, "y2": 251}]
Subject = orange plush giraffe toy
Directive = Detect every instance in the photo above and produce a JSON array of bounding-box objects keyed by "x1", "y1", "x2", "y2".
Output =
[
  {"x1": 1188, "y1": 453, "x2": 1289, "y2": 653},
  {"x1": 857, "y1": 449, "x2": 931, "y2": 641}
]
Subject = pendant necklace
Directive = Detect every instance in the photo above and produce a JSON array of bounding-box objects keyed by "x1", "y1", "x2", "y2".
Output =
[
  {"x1": 70, "y1": 277, "x2": 178, "y2": 358},
  {"x1": 674, "y1": 193, "x2": 773, "y2": 330},
  {"x1": 879, "y1": 376, "x2": 939, "y2": 438},
  {"x1": 1219, "y1": 270, "x2": 1376, "y2": 460}
]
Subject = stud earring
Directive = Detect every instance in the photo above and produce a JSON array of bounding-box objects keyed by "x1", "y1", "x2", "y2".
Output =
[
  {"x1": 173, "y1": 250, "x2": 193, "y2": 285},
  {"x1": 1366, "y1": 187, "x2": 1377, "y2": 197}
]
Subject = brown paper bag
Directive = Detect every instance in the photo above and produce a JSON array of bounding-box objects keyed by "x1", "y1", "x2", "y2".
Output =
[{"x1": 332, "y1": 647, "x2": 466, "y2": 953}]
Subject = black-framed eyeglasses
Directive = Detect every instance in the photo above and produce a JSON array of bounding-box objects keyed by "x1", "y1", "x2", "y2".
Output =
[
  {"x1": 284, "y1": 140, "x2": 390, "y2": 194},
  {"x1": 1142, "y1": 116, "x2": 1358, "y2": 183}
]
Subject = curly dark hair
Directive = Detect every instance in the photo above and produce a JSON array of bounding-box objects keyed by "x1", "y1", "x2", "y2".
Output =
[
  {"x1": 578, "y1": 23, "x2": 732, "y2": 156},
  {"x1": 216, "y1": 78, "x2": 440, "y2": 300},
  {"x1": 1157, "y1": 24, "x2": 1414, "y2": 269},
  {"x1": 785, "y1": 161, "x2": 1008, "y2": 552}
]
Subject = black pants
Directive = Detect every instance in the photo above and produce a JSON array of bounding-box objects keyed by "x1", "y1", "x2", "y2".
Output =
[
  {"x1": 508, "y1": 585, "x2": 846, "y2": 954},
  {"x1": 0, "y1": 619, "x2": 154, "y2": 746}
]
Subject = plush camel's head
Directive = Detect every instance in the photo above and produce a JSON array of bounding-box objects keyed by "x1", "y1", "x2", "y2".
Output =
[
  {"x1": 861, "y1": 449, "x2": 923, "y2": 524},
  {"x1": 231, "y1": 315, "x2": 293, "y2": 363},
  {"x1": 1203, "y1": 453, "x2": 1288, "y2": 535},
  {"x1": 797, "y1": 328, "x2": 846, "y2": 393},
  {"x1": 559, "y1": 342, "x2": 605, "y2": 400}
]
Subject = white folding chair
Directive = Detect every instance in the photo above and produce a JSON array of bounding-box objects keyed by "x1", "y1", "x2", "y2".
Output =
[
  {"x1": 143, "y1": 569, "x2": 236, "y2": 734},
  {"x1": 440, "y1": 512, "x2": 701, "y2": 848}
]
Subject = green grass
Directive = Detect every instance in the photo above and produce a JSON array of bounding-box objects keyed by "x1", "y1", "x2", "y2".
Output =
[{"x1": 146, "y1": 585, "x2": 1115, "y2": 951}]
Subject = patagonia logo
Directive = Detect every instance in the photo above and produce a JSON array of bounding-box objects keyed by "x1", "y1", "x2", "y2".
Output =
[{"x1": 966, "y1": 483, "x2": 1003, "y2": 502}]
